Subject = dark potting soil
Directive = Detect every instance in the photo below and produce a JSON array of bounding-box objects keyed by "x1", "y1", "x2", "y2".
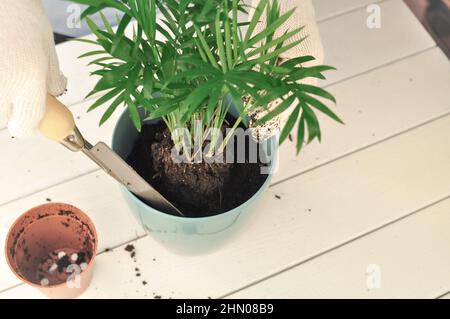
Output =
[{"x1": 126, "y1": 121, "x2": 269, "y2": 217}]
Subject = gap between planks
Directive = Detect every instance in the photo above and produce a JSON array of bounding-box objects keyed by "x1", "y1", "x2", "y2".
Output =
[
  {"x1": 3, "y1": 110, "x2": 450, "y2": 297},
  {"x1": 0, "y1": 0, "x2": 391, "y2": 114},
  {"x1": 2, "y1": 108, "x2": 450, "y2": 294},
  {"x1": 436, "y1": 291, "x2": 450, "y2": 299},
  {"x1": 0, "y1": 0, "x2": 438, "y2": 204},
  {"x1": 0, "y1": 45, "x2": 441, "y2": 209},
  {"x1": 219, "y1": 192, "x2": 450, "y2": 298},
  {"x1": 271, "y1": 95, "x2": 449, "y2": 188},
  {"x1": 321, "y1": 46, "x2": 436, "y2": 90},
  {"x1": 0, "y1": 0, "x2": 445, "y2": 296},
  {"x1": 315, "y1": 0, "x2": 386, "y2": 23},
  {"x1": 0, "y1": 233, "x2": 148, "y2": 295}
]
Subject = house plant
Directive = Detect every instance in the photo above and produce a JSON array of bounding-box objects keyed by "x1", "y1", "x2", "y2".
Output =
[{"x1": 71, "y1": 0, "x2": 342, "y2": 253}]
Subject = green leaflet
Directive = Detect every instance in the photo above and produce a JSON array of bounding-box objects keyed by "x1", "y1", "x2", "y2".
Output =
[{"x1": 75, "y1": 0, "x2": 342, "y2": 157}]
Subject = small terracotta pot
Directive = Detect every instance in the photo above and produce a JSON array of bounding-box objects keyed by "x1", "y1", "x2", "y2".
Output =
[{"x1": 5, "y1": 203, "x2": 98, "y2": 299}]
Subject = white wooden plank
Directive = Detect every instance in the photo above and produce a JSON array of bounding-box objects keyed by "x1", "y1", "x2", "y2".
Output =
[
  {"x1": 228, "y1": 198, "x2": 450, "y2": 299},
  {"x1": 255, "y1": 47, "x2": 450, "y2": 183},
  {"x1": 0, "y1": 47, "x2": 449, "y2": 295},
  {"x1": 3, "y1": 112, "x2": 450, "y2": 298},
  {"x1": 243, "y1": 0, "x2": 380, "y2": 22},
  {"x1": 0, "y1": 100, "x2": 126, "y2": 205},
  {"x1": 319, "y1": 0, "x2": 435, "y2": 85},
  {"x1": 1, "y1": 47, "x2": 448, "y2": 207},
  {"x1": 0, "y1": 0, "x2": 446, "y2": 298},
  {"x1": 0, "y1": 171, "x2": 145, "y2": 292},
  {"x1": 55, "y1": 0, "x2": 433, "y2": 105},
  {"x1": 0, "y1": 0, "x2": 433, "y2": 203},
  {"x1": 313, "y1": 0, "x2": 384, "y2": 22}
]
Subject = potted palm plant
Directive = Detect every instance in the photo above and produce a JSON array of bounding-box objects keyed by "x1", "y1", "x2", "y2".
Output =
[{"x1": 71, "y1": 0, "x2": 342, "y2": 253}]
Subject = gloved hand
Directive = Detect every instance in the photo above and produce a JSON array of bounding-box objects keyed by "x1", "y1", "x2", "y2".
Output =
[
  {"x1": 248, "y1": 0, "x2": 324, "y2": 141},
  {"x1": 0, "y1": 0, "x2": 67, "y2": 138}
]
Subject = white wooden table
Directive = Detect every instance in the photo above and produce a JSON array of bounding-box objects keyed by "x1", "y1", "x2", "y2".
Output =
[{"x1": 1, "y1": 0, "x2": 450, "y2": 299}]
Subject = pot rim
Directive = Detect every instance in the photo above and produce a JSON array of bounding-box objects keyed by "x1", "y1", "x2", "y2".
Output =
[
  {"x1": 4, "y1": 202, "x2": 98, "y2": 290},
  {"x1": 112, "y1": 110, "x2": 278, "y2": 221}
]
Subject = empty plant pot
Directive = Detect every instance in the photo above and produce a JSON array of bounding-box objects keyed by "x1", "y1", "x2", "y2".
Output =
[
  {"x1": 112, "y1": 109, "x2": 278, "y2": 255},
  {"x1": 5, "y1": 203, "x2": 98, "y2": 299}
]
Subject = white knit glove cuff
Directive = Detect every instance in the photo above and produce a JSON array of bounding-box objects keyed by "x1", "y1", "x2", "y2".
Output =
[{"x1": 0, "y1": 0, "x2": 67, "y2": 138}]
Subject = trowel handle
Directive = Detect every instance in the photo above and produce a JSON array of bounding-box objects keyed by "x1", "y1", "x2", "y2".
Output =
[{"x1": 39, "y1": 94, "x2": 76, "y2": 142}]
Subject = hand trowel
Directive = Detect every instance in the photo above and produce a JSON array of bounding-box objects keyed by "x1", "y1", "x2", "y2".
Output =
[{"x1": 39, "y1": 94, "x2": 184, "y2": 217}]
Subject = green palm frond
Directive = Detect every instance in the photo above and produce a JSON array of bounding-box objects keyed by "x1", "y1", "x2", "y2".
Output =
[{"x1": 71, "y1": 0, "x2": 342, "y2": 154}]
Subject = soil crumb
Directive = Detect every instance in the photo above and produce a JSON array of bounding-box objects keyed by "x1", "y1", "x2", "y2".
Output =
[{"x1": 125, "y1": 244, "x2": 135, "y2": 253}]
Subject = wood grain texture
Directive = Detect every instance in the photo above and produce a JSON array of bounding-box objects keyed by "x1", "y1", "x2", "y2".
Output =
[
  {"x1": 0, "y1": 0, "x2": 448, "y2": 299},
  {"x1": 320, "y1": 0, "x2": 435, "y2": 85},
  {"x1": 274, "y1": 47, "x2": 450, "y2": 183},
  {"x1": 0, "y1": 47, "x2": 448, "y2": 294},
  {"x1": 228, "y1": 198, "x2": 450, "y2": 298},
  {"x1": 0, "y1": 2, "x2": 440, "y2": 207}
]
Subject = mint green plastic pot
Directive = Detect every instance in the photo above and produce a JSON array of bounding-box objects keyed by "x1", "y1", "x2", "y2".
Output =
[{"x1": 112, "y1": 110, "x2": 278, "y2": 255}]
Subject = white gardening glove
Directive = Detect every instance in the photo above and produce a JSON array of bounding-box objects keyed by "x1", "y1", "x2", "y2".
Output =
[
  {"x1": 0, "y1": 0, "x2": 67, "y2": 138},
  {"x1": 249, "y1": 0, "x2": 324, "y2": 141}
]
